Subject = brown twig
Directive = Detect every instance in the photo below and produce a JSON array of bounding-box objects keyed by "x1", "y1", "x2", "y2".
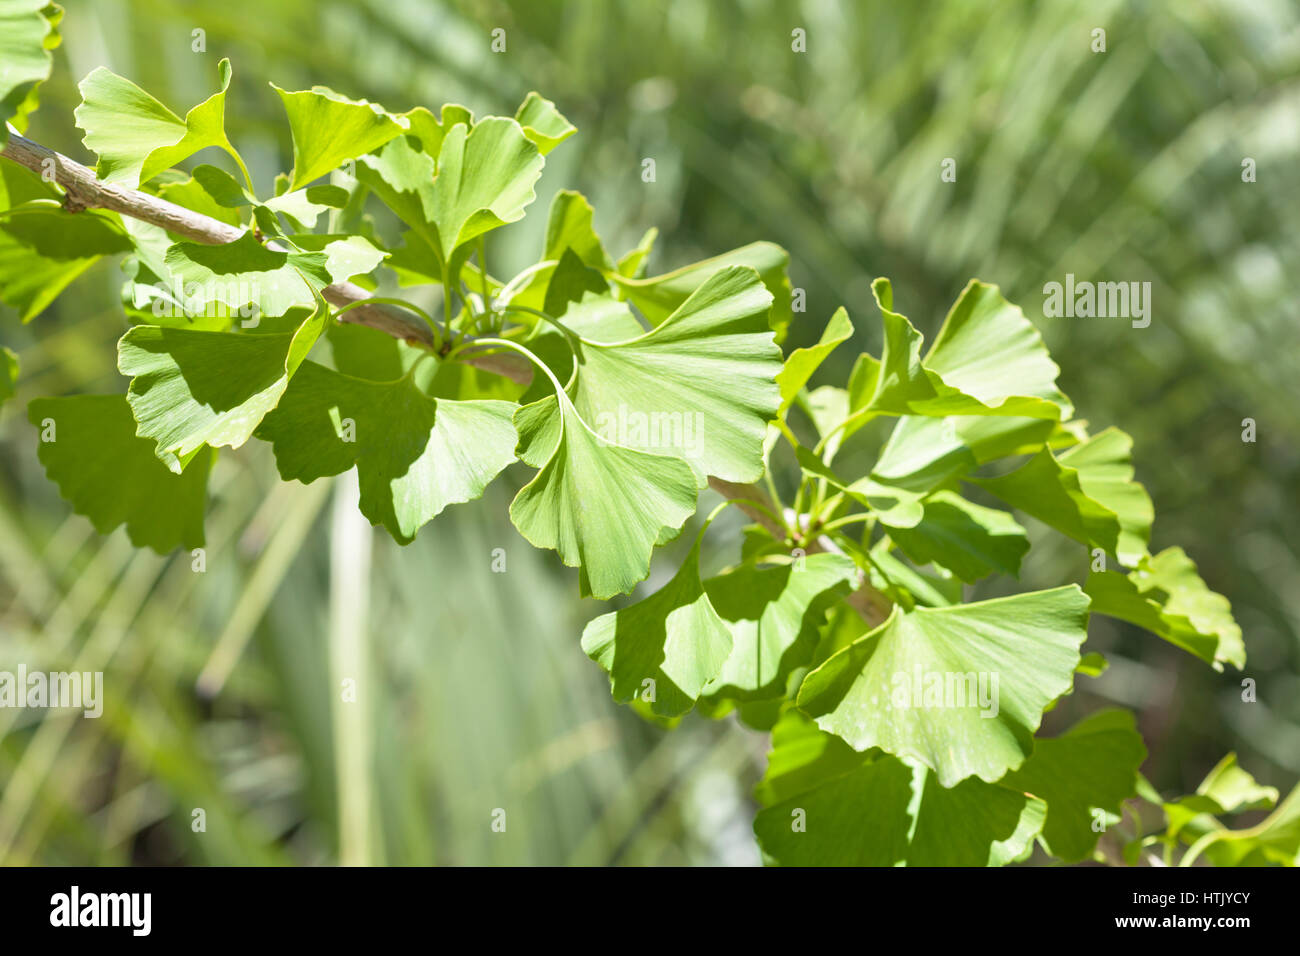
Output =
[{"x1": 0, "y1": 131, "x2": 532, "y2": 383}]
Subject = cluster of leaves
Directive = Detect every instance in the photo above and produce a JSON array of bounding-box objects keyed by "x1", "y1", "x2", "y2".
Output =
[{"x1": 1, "y1": 17, "x2": 1292, "y2": 866}]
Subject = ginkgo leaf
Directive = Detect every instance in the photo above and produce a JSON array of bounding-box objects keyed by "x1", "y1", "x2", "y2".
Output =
[
  {"x1": 355, "y1": 135, "x2": 439, "y2": 250},
  {"x1": 75, "y1": 59, "x2": 242, "y2": 188},
  {"x1": 881, "y1": 490, "x2": 1029, "y2": 583},
  {"x1": 117, "y1": 298, "x2": 328, "y2": 469},
  {"x1": 544, "y1": 190, "x2": 611, "y2": 271},
  {"x1": 973, "y1": 427, "x2": 1152, "y2": 567},
  {"x1": 401, "y1": 102, "x2": 473, "y2": 161},
  {"x1": 797, "y1": 585, "x2": 1090, "y2": 786},
  {"x1": 1164, "y1": 752, "x2": 1279, "y2": 842},
  {"x1": 864, "y1": 541, "x2": 963, "y2": 610},
  {"x1": 508, "y1": 388, "x2": 699, "y2": 599},
  {"x1": 28, "y1": 394, "x2": 212, "y2": 551},
  {"x1": 0, "y1": 0, "x2": 61, "y2": 140},
  {"x1": 561, "y1": 265, "x2": 782, "y2": 484},
  {"x1": 776, "y1": 307, "x2": 854, "y2": 414},
  {"x1": 255, "y1": 359, "x2": 517, "y2": 542},
  {"x1": 699, "y1": 553, "x2": 859, "y2": 707},
  {"x1": 753, "y1": 712, "x2": 1046, "y2": 866},
  {"x1": 514, "y1": 91, "x2": 576, "y2": 155},
  {"x1": 155, "y1": 173, "x2": 244, "y2": 228},
  {"x1": 580, "y1": 535, "x2": 733, "y2": 717},
  {"x1": 426, "y1": 117, "x2": 544, "y2": 263},
  {"x1": 613, "y1": 241, "x2": 793, "y2": 340},
  {"x1": 162, "y1": 232, "x2": 384, "y2": 317},
  {"x1": 0, "y1": 206, "x2": 133, "y2": 321},
  {"x1": 852, "y1": 278, "x2": 1071, "y2": 423},
  {"x1": 1086, "y1": 546, "x2": 1244, "y2": 668},
  {"x1": 506, "y1": 190, "x2": 613, "y2": 311},
  {"x1": 1183, "y1": 783, "x2": 1300, "y2": 867},
  {"x1": 1000, "y1": 709, "x2": 1146, "y2": 863},
  {"x1": 273, "y1": 84, "x2": 408, "y2": 190},
  {"x1": 1, "y1": 344, "x2": 17, "y2": 406},
  {"x1": 616, "y1": 227, "x2": 657, "y2": 279}
]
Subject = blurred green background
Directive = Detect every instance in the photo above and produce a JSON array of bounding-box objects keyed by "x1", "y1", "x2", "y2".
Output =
[{"x1": 1, "y1": 0, "x2": 1297, "y2": 865}]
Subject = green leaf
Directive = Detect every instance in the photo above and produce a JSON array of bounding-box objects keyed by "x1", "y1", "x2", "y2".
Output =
[
  {"x1": 0, "y1": 344, "x2": 17, "y2": 406},
  {"x1": 0, "y1": 0, "x2": 62, "y2": 140},
  {"x1": 881, "y1": 490, "x2": 1029, "y2": 583},
  {"x1": 1188, "y1": 784, "x2": 1300, "y2": 867},
  {"x1": 753, "y1": 716, "x2": 1046, "y2": 866},
  {"x1": 864, "y1": 541, "x2": 963, "y2": 610},
  {"x1": 1164, "y1": 752, "x2": 1280, "y2": 842},
  {"x1": 851, "y1": 278, "x2": 1071, "y2": 423},
  {"x1": 973, "y1": 427, "x2": 1153, "y2": 567},
  {"x1": 273, "y1": 84, "x2": 407, "y2": 190},
  {"x1": 797, "y1": 585, "x2": 1090, "y2": 786},
  {"x1": 117, "y1": 298, "x2": 328, "y2": 469},
  {"x1": 1086, "y1": 546, "x2": 1244, "y2": 669},
  {"x1": 775, "y1": 307, "x2": 853, "y2": 414},
  {"x1": 255, "y1": 360, "x2": 517, "y2": 542},
  {"x1": 561, "y1": 265, "x2": 782, "y2": 483},
  {"x1": 355, "y1": 135, "x2": 439, "y2": 249},
  {"x1": 28, "y1": 394, "x2": 211, "y2": 551},
  {"x1": 514, "y1": 91, "x2": 576, "y2": 155},
  {"x1": 580, "y1": 534, "x2": 733, "y2": 717},
  {"x1": 75, "y1": 59, "x2": 240, "y2": 188},
  {"x1": 0, "y1": 206, "x2": 132, "y2": 321},
  {"x1": 508, "y1": 387, "x2": 699, "y2": 599},
  {"x1": 507, "y1": 190, "x2": 613, "y2": 311},
  {"x1": 751, "y1": 707, "x2": 872, "y2": 806},
  {"x1": 1000, "y1": 709, "x2": 1146, "y2": 862},
  {"x1": 613, "y1": 241, "x2": 792, "y2": 340},
  {"x1": 162, "y1": 232, "x2": 383, "y2": 317},
  {"x1": 401, "y1": 103, "x2": 473, "y2": 161},
  {"x1": 542, "y1": 248, "x2": 607, "y2": 320},
  {"x1": 155, "y1": 172, "x2": 244, "y2": 228},
  {"x1": 616, "y1": 227, "x2": 657, "y2": 279},
  {"x1": 1192, "y1": 752, "x2": 1280, "y2": 814},
  {"x1": 698, "y1": 553, "x2": 859, "y2": 709},
  {"x1": 426, "y1": 117, "x2": 544, "y2": 263}
]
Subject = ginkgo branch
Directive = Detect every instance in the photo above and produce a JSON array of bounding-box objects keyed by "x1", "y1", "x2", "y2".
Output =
[{"x1": 0, "y1": 130, "x2": 531, "y2": 381}]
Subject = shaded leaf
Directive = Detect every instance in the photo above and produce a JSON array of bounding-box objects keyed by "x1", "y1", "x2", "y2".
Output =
[
  {"x1": 255, "y1": 360, "x2": 517, "y2": 542},
  {"x1": 580, "y1": 535, "x2": 732, "y2": 717},
  {"x1": 1000, "y1": 709, "x2": 1146, "y2": 862},
  {"x1": 28, "y1": 394, "x2": 211, "y2": 551}
]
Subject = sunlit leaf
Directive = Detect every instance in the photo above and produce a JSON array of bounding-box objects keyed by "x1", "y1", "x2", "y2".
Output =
[
  {"x1": 76, "y1": 59, "x2": 241, "y2": 188},
  {"x1": 797, "y1": 586, "x2": 1090, "y2": 786},
  {"x1": 117, "y1": 297, "x2": 328, "y2": 469},
  {"x1": 273, "y1": 84, "x2": 407, "y2": 190},
  {"x1": 508, "y1": 388, "x2": 698, "y2": 599},
  {"x1": 1086, "y1": 546, "x2": 1244, "y2": 668}
]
